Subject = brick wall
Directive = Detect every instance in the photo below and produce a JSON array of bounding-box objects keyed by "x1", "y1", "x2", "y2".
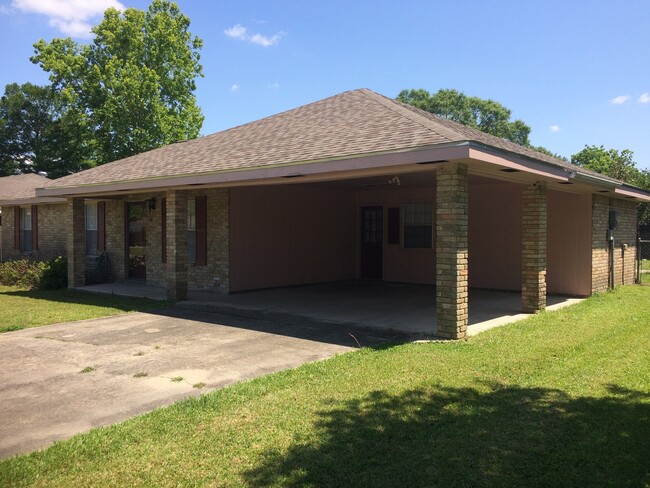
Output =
[
  {"x1": 0, "y1": 203, "x2": 68, "y2": 262},
  {"x1": 104, "y1": 189, "x2": 230, "y2": 293},
  {"x1": 591, "y1": 195, "x2": 638, "y2": 293}
]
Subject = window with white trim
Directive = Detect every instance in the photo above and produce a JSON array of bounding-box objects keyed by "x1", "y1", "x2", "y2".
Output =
[
  {"x1": 21, "y1": 207, "x2": 32, "y2": 253},
  {"x1": 85, "y1": 203, "x2": 98, "y2": 255},
  {"x1": 403, "y1": 202, "x2": 433, "y2": 248},
  {"x1": 187, "y1": 198, "x2": 196, "y2": 263}
]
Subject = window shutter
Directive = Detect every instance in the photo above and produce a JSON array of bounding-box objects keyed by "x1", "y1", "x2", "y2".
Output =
[
  {"x1": 14, "y1": 207, "x2": 20, "y2": 250},
  {"x1": 195, "y1": 195, "x2": 207, "y2": 266},
  {"x1": 387, "y1": 207, "x2": 400, "y2": 245},
  {"x1": 161, "y1": 197, "x2": 167, "y2": 263},
  {"x1": 97, "y1": 202, "x2": 106, "y2": 252},
  {"x1": 31, "y1": 205, "x2": 38, "y2": 250}
]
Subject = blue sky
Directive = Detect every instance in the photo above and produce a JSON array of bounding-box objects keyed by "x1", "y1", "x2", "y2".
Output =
[{"x1": 1, "y1": 0, "x2": 649, "y2": 169}]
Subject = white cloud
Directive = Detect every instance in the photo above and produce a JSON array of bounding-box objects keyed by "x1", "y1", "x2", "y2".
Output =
[
  {"x1": 550, "y1": 125, "x2": 560, "y2": 133},
  {"x1": 230, "y1": 84, "x2": 239, "y2": 93},
  {"x1": 11, "y1": 0, "x2": 125, "y2": 38},
  {"x1": 267, "y1": 82, "x2": 280, "y2": 89},
  {"x1": 224, "y1": 23, "x2": 284, "y2": 47},
  {"x1": 639, "y1": 92, "x2": 650, "y2": 103},
  {"x1": 609, "y1": 95, "x2": 630, "y2": 105}
]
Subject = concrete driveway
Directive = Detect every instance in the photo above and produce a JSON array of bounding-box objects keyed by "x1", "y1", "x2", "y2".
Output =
[{"x1": 0, "y1": 307, "x2": 396, "y2": 459}]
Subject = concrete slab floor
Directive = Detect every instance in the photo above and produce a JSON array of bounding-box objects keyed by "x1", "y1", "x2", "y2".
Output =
[{"x1": 80, "y1": 281, "x2": 583, "y2": 337}]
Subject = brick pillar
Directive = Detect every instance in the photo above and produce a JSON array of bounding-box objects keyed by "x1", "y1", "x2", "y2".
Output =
[
  {"x1": 67, "y1": 198, "x2": 85, "y2": 288},
  {"x1": 166, "y1": 190, "x2": 188, "y2": 300},
  {"x1": 436, "y1": 162, "x2": 469, "y2": 339},
  {"x1": 521, "y1": 182, "x2": 547, "y2": 312}
]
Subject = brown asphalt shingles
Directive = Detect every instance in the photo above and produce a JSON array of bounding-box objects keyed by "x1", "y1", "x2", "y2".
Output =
[
  {"x1": 0, "y1": 173, "x2": 58, "y2": 202},
  {"x1": 44, "y1": 88, "x2": 620, "y2": 189}
]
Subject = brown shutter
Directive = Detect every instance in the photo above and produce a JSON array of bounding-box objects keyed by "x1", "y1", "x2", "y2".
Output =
[
  {"x1": 195, "y1": 195, "x2": 207, "y2": 266},
  {"x1": 97, "y1": 202, "x2": 106, "y2": 252},
  {"x1": 14, "y1": 207, "x2": 20, "y2": 250},
  {"x1": 387, "y1": 207, "x2": 400, "y2": 245},
  {"x1": 31, "y1": 205, "x2": 38, "y2": 251},
  {"x1": 161, "y1": 197, "x2": 167, "y2": 263}
]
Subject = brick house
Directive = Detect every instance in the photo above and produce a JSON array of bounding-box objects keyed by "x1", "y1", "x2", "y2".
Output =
[
  {"x1": 32, "y1": 89, "x2": 649, "y2": 338},
  {"x1": 0, "y1": 174, "x2": 67, "y2": 263}
]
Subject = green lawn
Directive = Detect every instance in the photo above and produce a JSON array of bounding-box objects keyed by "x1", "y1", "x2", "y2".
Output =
[
  {"x1": 1, "y1": 286, "x2": 649, "y2": 487},
  {"x1": 0, "y1": 286, "x2": 166, "y2": 333}
]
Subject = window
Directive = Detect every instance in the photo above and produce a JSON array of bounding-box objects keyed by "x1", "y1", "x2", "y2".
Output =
[
  {"x1": 187, "y1": 198, "x2": 196, "y2": 263},
  {"x1": 85, "y1": 203, "x2": 98, "y2": 255},
  {"x1": 21, "y1": 207, "x2": 32, "y2": 253},
  {"x1": 403, "y1": 202, "x2": 433, "y2": 248}
]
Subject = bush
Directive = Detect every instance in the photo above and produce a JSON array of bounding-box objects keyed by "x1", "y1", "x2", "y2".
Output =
[
  {"x1": 0, "y1": 256, "x2": 68, "y2": 289},
  {"x1": 39, "y1": 256, "x2": 68, "y2": 289}
]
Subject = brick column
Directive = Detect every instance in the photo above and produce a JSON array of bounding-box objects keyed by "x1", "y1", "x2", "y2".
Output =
[
  {"x1": 67, "y1": 198, "x2": 85, "y2": 288},
  {"x1": 166, "y1": 190, "x2": 188, "y2": 300},
  {"x1": 521, "y1": 182, "x2": 547, "y2": 312},
  {"x1": 436, "y1": 162, "x2": 469, "y2": 339}
]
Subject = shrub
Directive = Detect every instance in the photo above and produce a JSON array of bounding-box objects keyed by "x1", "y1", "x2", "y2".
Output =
[
  {"x1": 0, "y1": 256, "x2": 68, "y2": 289},
  {"x1": 39, "y1": 256, "x2": 68, "y2": 289}
]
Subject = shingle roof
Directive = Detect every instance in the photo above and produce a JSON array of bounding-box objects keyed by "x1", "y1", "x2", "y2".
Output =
[
  {"x1": 45, "y1": 88, "x2": 618, "y2": 189},
  {"x1": 0, "y1": 173, "x2": 62, "y2": 203}
]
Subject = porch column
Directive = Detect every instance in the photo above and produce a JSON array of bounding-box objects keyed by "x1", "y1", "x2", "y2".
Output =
[
  {"x1": 436, "y1": 162, "x2": 469, "y2": 339},
  {"x1": 521, "y1": 182, "x2": 547, "y2": 312},
  {"x1": 67, "y1": 197, "x2": 85, "y2": 288},
  {"x1": 166, "y1": 190, "x2": 188, "y2": 300}
]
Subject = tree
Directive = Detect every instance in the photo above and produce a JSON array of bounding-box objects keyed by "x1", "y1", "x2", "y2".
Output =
[
  {"x1": 572, "y1": 145, "x2": 650, "y2": 225},
  {"x1": 0, "y1": 82, "x2": 92, "y2": 177},
  {"x1": 397, "y1": 88, "x2": 531, "y2": 146},
  {"x1": 31, "y1": 0, "x2": 204, "y2": 165},
  {"x1": 571, "y1": 145, "x2": 640, "y2": 184}
]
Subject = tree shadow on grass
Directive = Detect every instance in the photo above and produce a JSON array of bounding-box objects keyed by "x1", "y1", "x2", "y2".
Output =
[
  {"x1": 0, "y1": 288, "x2": 165, "y2": 311},
  {"x1": 244, "y1": 383, "x2": 650, "y2": 487}
]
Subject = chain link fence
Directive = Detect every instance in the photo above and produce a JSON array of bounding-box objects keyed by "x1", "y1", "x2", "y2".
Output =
[{"x1": 638, "y1": 238, "x2": 650, "y2": 284}]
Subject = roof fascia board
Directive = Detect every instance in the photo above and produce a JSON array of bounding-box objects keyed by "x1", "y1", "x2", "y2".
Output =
[
  {"x1": 613, "y1": 186, "x2": 650, "y2": 202},
  {"x1": 37, "y1": 144, "x2": 471, "y2": 197},
  {"x1": 0, "y1": 197, "x2": 66, "y2": 206},
  {"x1": 467, "y1": 146, "x2": 569, "y2": 181}
]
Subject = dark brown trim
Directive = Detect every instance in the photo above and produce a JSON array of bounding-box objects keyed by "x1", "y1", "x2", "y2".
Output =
[
  {"x1": 161, "y1": 197, "x2": 167, "y2": 264},
  {"x1": 31, "y1": 205, "x2": 38, "y2": 251},
  {"x1": 195, "y1": 195, "x2": 207, "y2": 266},
  {"x1": 14, "y1": 207, "x2": 20, "y2": 251},
  {"x1": 97, "y1": 202, "x2": 106, "y2": 252}
]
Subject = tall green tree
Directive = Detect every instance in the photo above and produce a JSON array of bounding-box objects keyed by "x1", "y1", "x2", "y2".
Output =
[
  {"x1": 0, "y1": 82, "x2": 91, "y2": 177},
  {"x1": 31, "y1": 0, "x2": 204, "y2": 165},
  {"x1": 397, "y1": 88, "x2": 531, "y2": 146}
]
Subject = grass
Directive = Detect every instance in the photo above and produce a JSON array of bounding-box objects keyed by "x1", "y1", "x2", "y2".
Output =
[
  {"x1": 0, "y1": 286, "x2": 167, "y2": 333},
  {"x1": 1, "y1": 286, "x2": 649, "y2": 487}
]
